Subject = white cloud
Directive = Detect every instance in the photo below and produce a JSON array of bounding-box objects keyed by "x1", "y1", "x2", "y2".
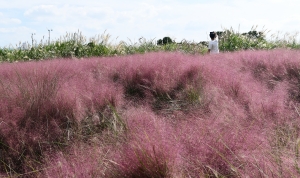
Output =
[
  {"x1": 0, "y1": 0, "x2": 300, "y2": 47},
  {"x1": 0, "y1": 13, "x2": 21, "y2": 25},
  {"x1": 0, "y1": 26, "x2": 35, "y2": 48},
  {"x1": 0, "y1": 26, "x2": 32, "y2": 33},
  {"x1": 24, "y1": 5, "x2": 58, "y2": 16}
]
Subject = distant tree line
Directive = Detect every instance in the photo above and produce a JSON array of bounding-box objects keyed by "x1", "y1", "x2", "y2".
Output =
[{"x1": 157, "y1": 30, "x2": 266, "y2": 47}]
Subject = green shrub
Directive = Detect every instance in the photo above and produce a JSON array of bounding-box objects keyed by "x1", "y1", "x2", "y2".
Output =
[
  {"x1": 0, "y1": 27, "x2": 299, "y2": 62},
  {"x1": 218, "y1": 28, "x2": 270, "y2": 51},
  {"x1": 157, "y1": 37, "x2": 174, "y2": 45}
]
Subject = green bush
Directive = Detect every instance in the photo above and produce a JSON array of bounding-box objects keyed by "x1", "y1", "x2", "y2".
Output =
[
  {"x1": 218, "y1": 29, "x2": 269, "y2": 51},
  {"x1": 0, "y1": 27, "x2": 299, "y2": 62},
  {"x1": 218, "y1": 27, "x2": 300, "y2": 52},
  {"x1": 157, "y1": 36, "x2": 174, "y2": 45}
]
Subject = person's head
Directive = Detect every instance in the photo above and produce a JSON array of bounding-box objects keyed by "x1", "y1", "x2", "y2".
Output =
[{"x1": 209, "y1": 31, "x2": 217, "y2": 40}]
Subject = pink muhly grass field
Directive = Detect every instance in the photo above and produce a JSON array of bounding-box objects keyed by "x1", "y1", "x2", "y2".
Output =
[{"x1": 0, "y1": 49, "x2": 300, "y2": 177}]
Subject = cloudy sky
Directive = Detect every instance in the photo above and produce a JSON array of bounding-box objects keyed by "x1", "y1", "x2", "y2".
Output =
[{"x1": 0, "y1": 0, "x2": 299, "y2": 47}]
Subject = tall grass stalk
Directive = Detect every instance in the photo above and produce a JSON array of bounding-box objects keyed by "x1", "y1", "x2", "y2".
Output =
[{"x1": 2, "y1": 27, "x2": 298, "y2": 62}]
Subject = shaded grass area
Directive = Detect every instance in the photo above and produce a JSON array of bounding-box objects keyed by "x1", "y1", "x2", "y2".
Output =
[{"x1": 0, "y1": 50, "x2": 300, "y2": 177}]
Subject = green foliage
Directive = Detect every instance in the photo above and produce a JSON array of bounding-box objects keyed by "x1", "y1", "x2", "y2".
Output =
[
  {"x1": 0, "y1": 27, "x2": 299, "y2": 62},
  {"x1": 79, "y1": 104, "x2": 127, "y2": 141},
  {"x1": 185, "y1": 86, "x2": 202, "y2": 104},
  {"x1": 218, "y1": 27, "x2": 300, "y2": 52},
  {"x1": 0, "y1": 31, "x2": 117, "y2": 62},
  {"x1": 157, "y1": 36, "x2": 174, "y2": 45},
  {"x1": 218, "y1": 28, "x2": 270, "y2": 51}
]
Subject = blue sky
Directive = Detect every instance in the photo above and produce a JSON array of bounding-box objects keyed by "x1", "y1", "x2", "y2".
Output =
[{"x1": 0, "y1": 0, "x2": 299, "y2": 47}]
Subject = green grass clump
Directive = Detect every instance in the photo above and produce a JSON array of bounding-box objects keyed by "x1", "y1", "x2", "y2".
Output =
[
  {"x1": 0, "y1": 31, "x2": 115, "y2": 62},
  {"x1": 218, "y1": 28, "x2": 269, "y2": 51},
  {"x1": 218, "y1": 26, "x2": 300, "y2": 51},
  {"x1": 0, "y1": 26, "x2": 299, "y2": 62},
  {"x1": 0, "y1": 33, "x2": 209, "y2": 62}
]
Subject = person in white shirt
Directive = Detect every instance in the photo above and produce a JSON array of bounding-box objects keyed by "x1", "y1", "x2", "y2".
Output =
[{"x1": 208, "y1": 31, "x2": 219, "y2": 54}]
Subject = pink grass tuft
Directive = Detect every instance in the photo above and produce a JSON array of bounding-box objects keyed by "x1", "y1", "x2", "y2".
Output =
[{"x1": 1, "y1": 50, "x2": 300, "y2": 177}]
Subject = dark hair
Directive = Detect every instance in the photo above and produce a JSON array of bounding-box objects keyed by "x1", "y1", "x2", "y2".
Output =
[{"x1": 209, "y1": 32, "x2": 216, "y2": 39}]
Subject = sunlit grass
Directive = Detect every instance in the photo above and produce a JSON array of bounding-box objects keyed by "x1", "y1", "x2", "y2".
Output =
[
  {"x1": 1, "y1": 27, "x2": 299, "y2": 62},
  {"x1": 218, "y1": 26, "x2": 300, "y2": 51},
  {"x1": 1, "y1": 27, "x2": 300, "y2": 177}
]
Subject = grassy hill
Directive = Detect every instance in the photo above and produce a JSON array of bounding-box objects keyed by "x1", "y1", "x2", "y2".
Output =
[{"x1": 1, "y1": 49, "x2": 300, "y2": 177}]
